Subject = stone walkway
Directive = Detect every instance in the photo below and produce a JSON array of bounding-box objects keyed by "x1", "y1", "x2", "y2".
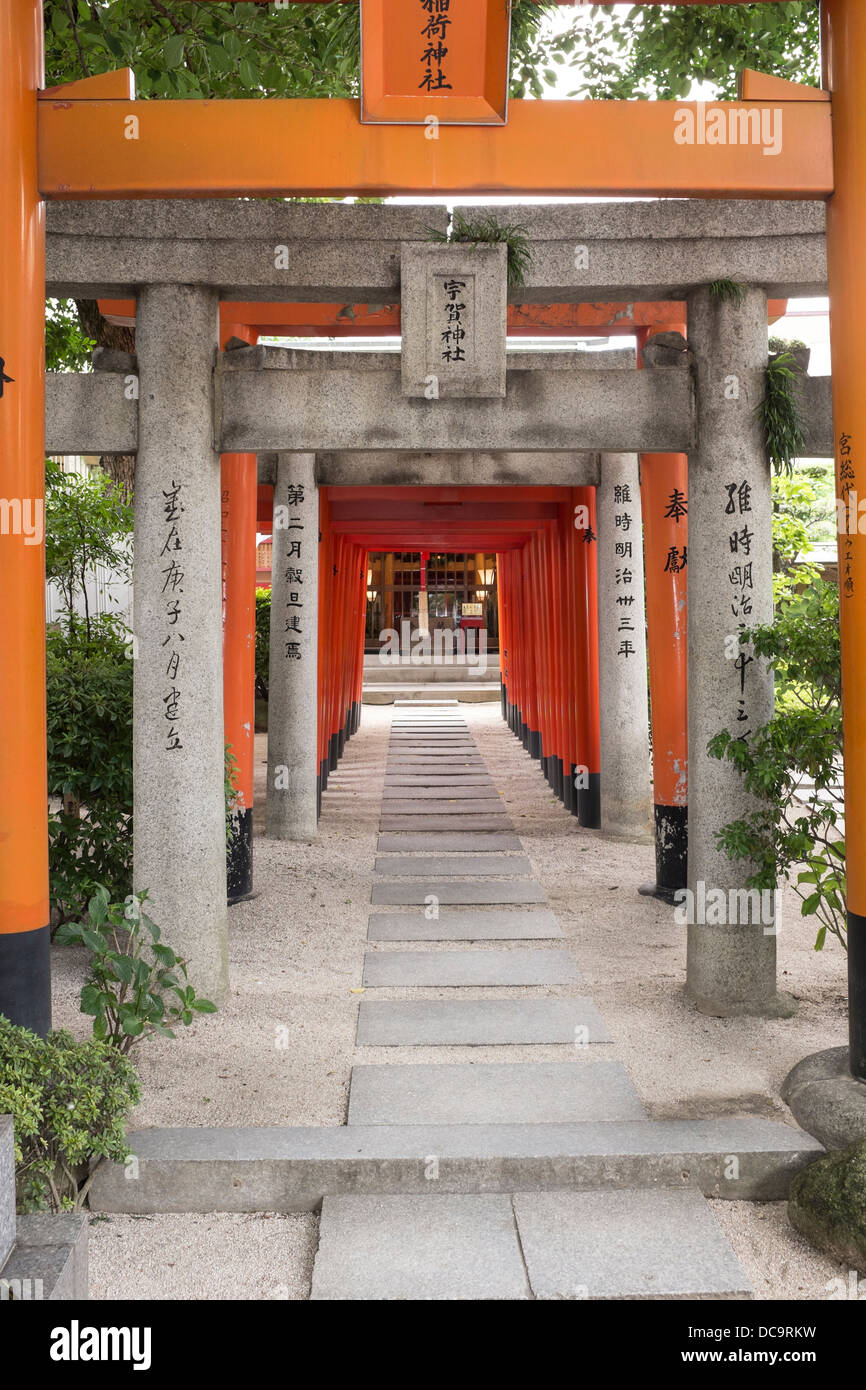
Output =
[{"x1": 308, "y1": 710, "x2": 805, "y2": 1300}]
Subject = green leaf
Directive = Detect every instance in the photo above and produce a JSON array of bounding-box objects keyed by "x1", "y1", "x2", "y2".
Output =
[{"x1": 163, "y1": 34, "x2": 186, "y2": 68}]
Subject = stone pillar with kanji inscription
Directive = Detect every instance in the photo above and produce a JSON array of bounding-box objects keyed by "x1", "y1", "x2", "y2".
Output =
[
  {"x1": 596, "y1": 453, "x2": 653, "y2": 840},
  {"x1": 686, "y1": 285, "x2": 786, "y2": 1016},
  {"x1": 133, "y1": 285, "x2": 229, "y2": 1004},
  {"x1": 266, "y1": 453, "x2": 319, "y2": 841}
]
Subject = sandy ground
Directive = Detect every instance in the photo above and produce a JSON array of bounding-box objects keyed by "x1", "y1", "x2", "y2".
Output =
[
  {"x1": 88, "y1": 1212, "x2": 317, "y2": 1301},
  {"x1": 52, "y1": 703, "x2": 853, "y2": 1300}
]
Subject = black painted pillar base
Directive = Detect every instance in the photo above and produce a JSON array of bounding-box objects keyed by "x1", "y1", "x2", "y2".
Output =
[
  {"x1": 577, "y1": 772, "x2": 601, "y2": 829},
  {"x1": 320, "y1": 756, "x2": 329, "y2": 792},
  {"x1": 338, "y1": 722, "x2": 346, "y2": 758},
  {"x1": 0, "y1": 924, "x2": 51, "y2": 1035},
  {"x1": 563, "y1": 765, "x2": 575, "y2": 814},
  {"x1": 638, "y1": 803, "x2": 688, "y2": 904},
  {"x1": 850, "y1": 909, "x2": 866, "y2": 1082},
  {"x1": 317, "y1": 770, "x2": 322, "y2": 820},
  {"x1": 328, "y1": 732, "x2": 339, "y2": 772},
  {"x1": 529, "y1": 730, "x2": 542, "y2": 761},
  {"x1": 554, "y1": 757, "x2": 564, "y2": 802},
  {"x1": 227, "y1": 806, "x2": 254, "y2": 905}
]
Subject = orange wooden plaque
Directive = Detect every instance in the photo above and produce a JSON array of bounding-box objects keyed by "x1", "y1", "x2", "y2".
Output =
[{"x1": 360, "y1": 0, "x2": 511, "y2": 125}]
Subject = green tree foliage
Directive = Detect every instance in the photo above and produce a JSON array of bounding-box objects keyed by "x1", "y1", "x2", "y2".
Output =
[
  {"x1": 46, "y1": 298, "x2": 95, "y2": 373},
  {"x1": 45, "y1": 460, "x2": 132, "y2": 640},
  {"x1": 571, "y1": 2, "x2": 820, "y2": 101},
  {"x1": 0, "y1": 1016, "x2": 139, "y2": 1212},
  {"x1": 43, "y1": 0, "x2": 361, "y2": 96},
  {"x1": 45, "y1": 463, "x2": 134, "y2": 921}
]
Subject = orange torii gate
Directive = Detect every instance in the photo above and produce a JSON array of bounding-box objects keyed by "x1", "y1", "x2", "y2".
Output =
[{"x1": 1, "y1": 1, "x2": 863, "y2": 1093}]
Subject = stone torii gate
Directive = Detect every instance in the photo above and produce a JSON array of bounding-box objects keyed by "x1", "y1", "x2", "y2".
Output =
[
  {"x1": 1, "y1": 1, "x2": 864, "y2": 1113},
  {"x1": 39, "y1": 198, "x2": 831, "y2": 1013}
]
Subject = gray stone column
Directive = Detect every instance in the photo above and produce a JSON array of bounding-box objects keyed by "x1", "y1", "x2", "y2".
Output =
[
  {"x1": 266, "y1": 452, "x2": 319, "y2": 840},
  {"x1": 596, "y1": 453, "x2": 653, "y2": 840},
  {"x1": 686, "y1": 285, "x2": 781, "y2": 1015},
  {"x1": 133, "y1": 285, "x2": 228, "y2": 1004}
]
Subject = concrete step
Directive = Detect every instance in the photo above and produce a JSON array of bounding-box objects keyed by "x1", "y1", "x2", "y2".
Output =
[
  {"x1": 373, "y1": 855, "x2": 530, "y2": 877},
  {"x1": 364, "y1": 685, "x2": 499, "y2": 704},
  {"x1": 380, "y1": 811, "x2": 514, "y2": 822},
  {"x1": 367, "y1": 908, "x2": 562, "y2": 940},
  {"x1": 310, "y1": 1189, "x2": 754, "y2": 1300},
  {"x1": 355, "y1": 997, "x2": 610, "y2": 1046},
  {"x1": 87, "y1": 1118, "x2": 824, "y2": 1214},
  {"x1": 371, "y1": 881, "x2": 545, "y2": 906},
  {"x1": 377, "y1": 833, "x2": 523, "y2": 852},
  {"x1": 361, "y1": 948, "x2": 580, "y2": 988},
  {"x1": 348, "y1": 1060, "x2": 640, "y2": 1125},
  {"x1": 381, "y1": 785, "x2": 497, "y2": 800}
]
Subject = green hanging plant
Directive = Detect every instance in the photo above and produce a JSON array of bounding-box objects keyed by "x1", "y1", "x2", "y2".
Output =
[
  {"x1": 428, "y1": 212, "x2": 532, "y2": 290},
  {"x1": 761, "y1": 351, "x2": 807, "y2": 477},
  {"x1": 709, "y1": 278, "x2": 747, "y2": 308}
]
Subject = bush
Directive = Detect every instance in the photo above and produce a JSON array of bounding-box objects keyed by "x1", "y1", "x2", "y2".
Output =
[
  {"x1": 47, "y1": 614, "x2": 133, "y2": 924},
  {"x1": 255, "y1": 586, "x2": 271, "y2": 700},
  {"x1": 708, "y1": 579, "x2": 845, "y2": 951},
  {"x1": 55, "y1": 887, "x2": 217, "y2": 1053},
  {"x1": 0, "y1": 1016, "x2": 139, "y2": 1212}
]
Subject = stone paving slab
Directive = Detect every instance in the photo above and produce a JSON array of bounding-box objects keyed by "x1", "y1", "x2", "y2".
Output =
[
  {"x1": 311, "y1": 1194, "x2": 529, "y2": 1301},
  {"x1": 381, "y1": 800, "x2": 505, "y2": 816},
  {"x1": 348, "y1": 1060, "x2": 644, "y2": 1125},
  {"x1": 383, "y1": 778, "x2": 497, "y2": 789},
  {"x1": 389, "y1": 739, "x2": 477, "y2": 748},
  {"x1": 513, "y1": 1190, "x2": 752, "y2": 1300},
  {"x1": 380, "y1": 816, "x2": 513, "y2": 832},
  {"x1": 371, "y1": 881, "x2": 545, "y2": 905},
  {"x1": 356, "y1": 997, "x2": 610, "y2": 1046},
  {"x1": 88, "y1": 1117, "x2": 825, "y2": 1212},
  {"x1": 362, "y1": 948, "x2": 578, "y2": 988},
  {"x1": 387, "y1": 752, "x2": 485, "y2": 762},
  {"x1": 374, "y1": 855, "x2": 530, "y2": 877},
  {"x1": 386, "y1": 760, "x2": 487, "y2": 770},
  {"x1": 367, "y1": 909, "x2": 562, "y2": 940},
  {"x1": 377, "y1": 832, "x2": 523, "y2": 852},
  {"x1": 382, "y1": 785, "x2": 497, "y2": 800}
]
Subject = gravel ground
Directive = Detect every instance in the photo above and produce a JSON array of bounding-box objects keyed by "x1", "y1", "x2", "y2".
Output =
[
  {"x1": 88, "y1": 1212, "x2": 317, "y2": 1301},
  {"x1": 51, "y1": 703, "x2": 853, "y2": 1300}
]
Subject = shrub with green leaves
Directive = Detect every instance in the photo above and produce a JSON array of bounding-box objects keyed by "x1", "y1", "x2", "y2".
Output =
[
  {"x1": 255, "y1": 587, "x2": 271, "y2": 701},
  {"x1": 47, "y1": 613, "x2": 133, "y2": 924},
  {"x1": 708, "y1": 579, "x2": 845, "y2": 952},
  {"x1": 0, "y1": 1016, "x2": 139, "y2": 1213},
  {"x1": 55, "y1": 887, "x2": 217, "y2": 1053}
]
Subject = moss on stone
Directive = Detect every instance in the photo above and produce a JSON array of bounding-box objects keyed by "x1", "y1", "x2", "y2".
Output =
[{"x1": 788, "y1": 1139, "x2": 866, "y2": 1273}]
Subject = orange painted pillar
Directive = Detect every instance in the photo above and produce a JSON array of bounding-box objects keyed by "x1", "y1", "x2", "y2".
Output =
[
  {"x1": 0, "y1": 0, "x2": 50, "y2": 1033},
  {"x1": 822, "y1": 0, "x2": 866, "y2": 1079},
  {"x1": 572, "y1": 486, "x2": 601, "y2": 826},
  {"x1": 220, "y1": 325, "x2": 258, "y2": 902},
  {"x1": 638, "y1": 324, "x2": 689, "y2": 901}
]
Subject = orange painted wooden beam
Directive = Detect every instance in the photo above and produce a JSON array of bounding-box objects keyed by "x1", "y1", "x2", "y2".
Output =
[
  {"x1": 38, "y1": 97, "x2": 832, "y2": 200},
  {"x1": 101, "y1": 297, "x2": 790, "y2": 337}
]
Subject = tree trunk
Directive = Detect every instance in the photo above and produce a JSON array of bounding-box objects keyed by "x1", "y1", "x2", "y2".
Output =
[{"x1": 75, "y1": 299, "x2": 136, "y2": 500}]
